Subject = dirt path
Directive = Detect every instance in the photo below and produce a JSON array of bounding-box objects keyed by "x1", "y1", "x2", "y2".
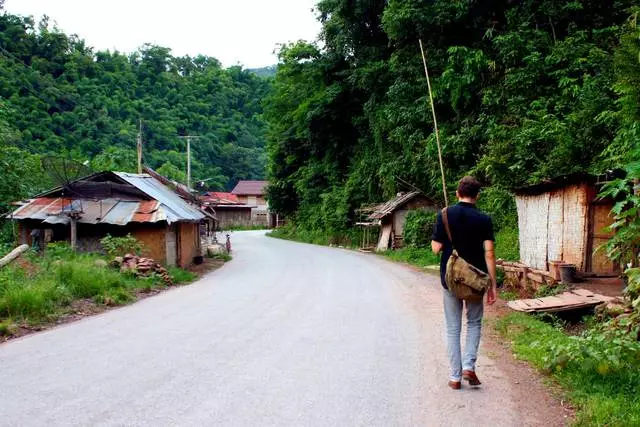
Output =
[{"x1": 0, "y1": 231, "x2": 568, "y2": 426}]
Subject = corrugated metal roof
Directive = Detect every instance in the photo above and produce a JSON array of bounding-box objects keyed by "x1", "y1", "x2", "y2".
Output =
[
  {"x1": 368, "y1": 191, "x2": 422, "y2": 220},
  {"x1": 114, "y1": 172, "x2": 204, "y2": 222},
  {"x1": 11, "y1": 172, "x2": 205, "y2": 226},
  {"x1": 12, "y1": 198, "x2": 179, "y2": 225},
  {"x1": 231, "y1": 180, "x2": 268, "y2": 196}
]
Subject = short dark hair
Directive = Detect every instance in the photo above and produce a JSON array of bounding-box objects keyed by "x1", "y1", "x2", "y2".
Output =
[{"x1": 457, "y1": 176, "x2": 482, "y2": 198}]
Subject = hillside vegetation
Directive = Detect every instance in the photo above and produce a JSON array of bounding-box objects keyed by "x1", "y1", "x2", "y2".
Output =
[
  {"x1": 265, "y1": 0, "x2": 640, "y2": 235},
  {"x1": 0, "y1": 11, "x2": 271, "y2": 217}
]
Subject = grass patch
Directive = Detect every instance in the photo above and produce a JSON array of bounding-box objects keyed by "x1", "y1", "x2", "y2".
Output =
[
  {"x1": 211, "y1": 252, "x2": 232, "y2": 262},
  {"x1": 499, "y1": 290, "x2": 519, "y2": 301},
  {"x1": 0, "y1": 244, "x2": 202, "y2": 330},
  {"x1": 224, "y1": 225, "x2": 268, "y2": 231},
  {"x1": 268, "y1": 225, "x2": 359, "y2": 248},
  {"x1": 534, "y1": 283, "x2": 570, "y2": 298},
  {"x1": 496, "y1": 313, "x2": 640, "y2": 426},
  {"x1": 167, "y1": 266, "x2": 197, "y2": 284},
  {"x1": 380, "y1": 247, "x2": 440, "y2": 268}
]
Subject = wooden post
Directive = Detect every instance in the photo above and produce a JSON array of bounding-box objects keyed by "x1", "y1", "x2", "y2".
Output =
[
  {"x1": 137, "y1": 119, "x2": 143, "y2": 174},
  {"x1": 187, "y1": 137, "x2": 191, "y2": 190},
  {"x1": 0, "y1": 244, "x2": 29, "y2": 269},
  {"x1": 70, "y1": 217, "x2": 77, "y2": 250}
]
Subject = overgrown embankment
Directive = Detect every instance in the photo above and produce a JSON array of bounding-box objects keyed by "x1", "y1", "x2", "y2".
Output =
[
  {"x1": 0, "y1": 242, "x2": 226, "y2": 340},
  {"x1": 496, "y1": 312, "x2": 640, "y2": 426}
]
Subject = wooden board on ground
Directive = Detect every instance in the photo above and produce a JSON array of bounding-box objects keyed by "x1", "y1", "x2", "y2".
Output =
[{"x1": 507, "y1": 289, "x2": 614, "y2": 313}]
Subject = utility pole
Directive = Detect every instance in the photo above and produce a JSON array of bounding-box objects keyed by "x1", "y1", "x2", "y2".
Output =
[
  {"x1": 137, "y1": 119, "x2": 143, "y2": 174},
  {"x1": 177, "y1": 135, "x2": 201, "y2": 190},
  {"x1": 187, "y1": 137, "x2": 191, "y2": 190}
]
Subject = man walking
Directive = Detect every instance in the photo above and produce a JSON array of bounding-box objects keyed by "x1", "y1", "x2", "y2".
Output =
[{"x1": 431, "y1": 176, "x2": 497, "y2": 390}]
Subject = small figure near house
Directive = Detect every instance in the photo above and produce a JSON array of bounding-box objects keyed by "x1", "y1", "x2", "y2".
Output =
[{"x1": 431, "y1": 176, "x2": 498, "y2": 390}]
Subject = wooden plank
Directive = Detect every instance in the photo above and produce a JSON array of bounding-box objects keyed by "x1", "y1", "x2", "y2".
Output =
[
  {"x1": 572, "y1": 289, "x2": 595, "y2": 297},
  {"x1": 507, "y1": 290, "x2": 613, "y2": 313}
]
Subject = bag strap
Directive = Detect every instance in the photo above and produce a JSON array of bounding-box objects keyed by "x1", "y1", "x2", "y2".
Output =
[{"x1": 441, "y1": 207, "x2": 455, "y2": 249}]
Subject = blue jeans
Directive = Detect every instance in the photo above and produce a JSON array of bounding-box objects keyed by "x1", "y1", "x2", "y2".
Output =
[{"x1": 443, "y1": 289, "x2": 484, "y2": 382}]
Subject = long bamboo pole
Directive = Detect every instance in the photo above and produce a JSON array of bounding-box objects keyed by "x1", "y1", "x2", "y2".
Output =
[{"x1": 419, "y1": 39, "x2": 449, "y2": 206}]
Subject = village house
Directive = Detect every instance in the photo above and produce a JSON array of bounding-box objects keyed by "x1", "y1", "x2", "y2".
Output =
[
  {"x1": 10, "y1": 171, "x2": 215, "y2": 267},
  {"x1": 514, "y1": 172, "x2": 622, "y2": 279},
  {"x1": 231, "y1": 180, "x2": 272, "y2": 227},
  {"x1": 201, "y1": 192, "x2": 254, "y2": 229},
  {"x1": 368, "y1": 191, "x2": 439, "y2": 251}
]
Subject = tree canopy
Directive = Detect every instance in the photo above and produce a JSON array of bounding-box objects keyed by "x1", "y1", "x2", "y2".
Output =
[{"x1": 265, "y1": 0, "x2": 640, "y2": 233}]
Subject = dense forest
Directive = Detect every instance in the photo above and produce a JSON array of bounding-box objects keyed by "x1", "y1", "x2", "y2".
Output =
[
  {"x1": 0, "y1": 10, "x2": 271, "y2": 222},
  {"x1": 265, "y1": 0, "x2": 640, "y2": 235}
]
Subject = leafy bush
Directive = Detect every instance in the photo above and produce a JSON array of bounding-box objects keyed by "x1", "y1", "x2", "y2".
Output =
[
  {"x1": 403, "y1": 210, "x2": 436, "y2": 248},
  {"x1": 100, "y1": 234, "x2": 143, "y2": 258},
  {"x1": 45, "y1": 242, "x2": 75, "y2": 260},
  {"x1": 494, "y1": 227, "x2": 519, "y2": 261},
  {"x1": 476, "y1": 187, "x2": 518, "y2": 231},
  {"x1": 599, "y1": 160, "x2": 640, "y2": 337}
]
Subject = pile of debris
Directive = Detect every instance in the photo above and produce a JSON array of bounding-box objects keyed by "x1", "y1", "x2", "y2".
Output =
[{"x1": 110, "y1": 254, "x2": 173, "y2": 286}]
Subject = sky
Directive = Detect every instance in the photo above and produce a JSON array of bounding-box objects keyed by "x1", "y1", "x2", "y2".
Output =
[{"x1": 4, "y1": 0, "x2": 322, "y2": 68}]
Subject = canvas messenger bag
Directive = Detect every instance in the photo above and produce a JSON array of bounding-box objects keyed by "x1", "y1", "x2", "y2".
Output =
[{"x1": 442, "y1": 208, "x2": 490, "y2": 302}]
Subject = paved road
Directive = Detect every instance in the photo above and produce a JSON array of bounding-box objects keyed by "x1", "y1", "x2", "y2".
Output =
[{"x1": 1, "y1": 231, "x2": 524, "y2": 426}]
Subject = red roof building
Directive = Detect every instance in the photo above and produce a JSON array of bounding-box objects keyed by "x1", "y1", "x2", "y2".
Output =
[{"x1": 202, "y1": 192, "x2": 241, "y2": 205}]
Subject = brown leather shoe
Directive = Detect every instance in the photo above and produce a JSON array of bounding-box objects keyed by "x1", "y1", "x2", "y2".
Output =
[
  {"x1": 462, "y1": 370, "x2": 481, "y2": 386},
  {"x1": 448, "y1": 380, "x2": 462, "y2": 390}
]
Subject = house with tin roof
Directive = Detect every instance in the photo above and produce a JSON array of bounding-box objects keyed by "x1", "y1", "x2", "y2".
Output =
[
  {"x1": 201, "y1": 192, "x2": 254, "y2": 229},
  {"x1": 10, "y1": 171, "x2": 215, "y2": 267},
  {"x1": 231, "y1": 180, "x2": 272, "y2": 227}
]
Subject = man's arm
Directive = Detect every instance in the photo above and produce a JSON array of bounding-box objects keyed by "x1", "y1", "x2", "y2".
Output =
[
  {"x1": 431, "y1": 211, "x2": 445, "y2": 254},
  {"x1": 484, "y1": 240, "x2": 497, "y2": 305}
]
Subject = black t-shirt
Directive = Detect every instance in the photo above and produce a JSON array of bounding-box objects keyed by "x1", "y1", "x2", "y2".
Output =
[{"x1": 431, "y1": 202, "x2": 495, "y2": 289}]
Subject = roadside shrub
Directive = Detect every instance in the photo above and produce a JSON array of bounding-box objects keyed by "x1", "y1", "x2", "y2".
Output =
[
  {"x1": 495, "y1": 227, "x2": 519, "y2": 261},
  {"x1": 403, "y1": 210, "x2": 436, "y2": 248},
  {"x1": 100, "y1": 234, "x2": 143, "y2": 258},
  {"x1": 497, "y1": 313, "x2": 640, "y2": 425}
]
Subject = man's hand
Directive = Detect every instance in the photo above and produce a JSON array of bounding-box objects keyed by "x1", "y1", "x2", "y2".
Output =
[
  {"x1": 486, "y1": 284, "x2": 497, "y2": 305},
  {"x1": 484, "y1": 240, "x2": 497, "y2": 305}
]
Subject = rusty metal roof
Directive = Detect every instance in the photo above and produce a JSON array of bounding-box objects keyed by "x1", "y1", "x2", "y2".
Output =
[
  {"x1": 113, "y1": 172, "x2": 204, "y2": 222},
  {"x1": 10, "y1": 198, "x2": 176, "y2": 225},
  {"x1": 11, "y1": 171, "x2": 205, "y2": 226},
  {"x1": 368, "y1": 191, "x2": 423, "y2": 220},
  {"x1": 202, "y1": 192, "x2": 241, "y2": 205}
]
